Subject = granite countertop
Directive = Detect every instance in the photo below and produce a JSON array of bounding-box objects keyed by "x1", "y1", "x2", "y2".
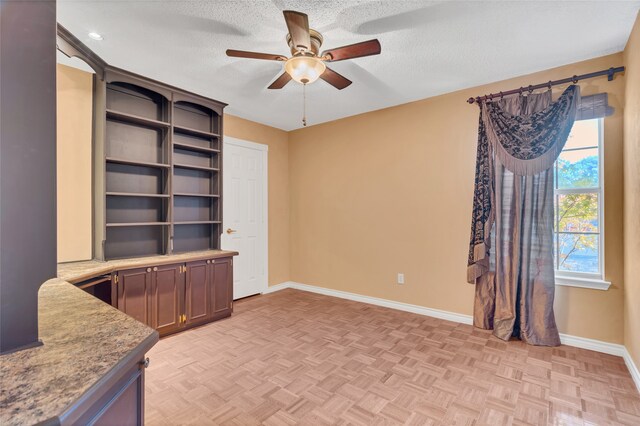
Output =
[
  {"x1": 0, "y1": 250, "x2": 235, "y2": 425},
  {"x1": 0, "y1": 279, "x2": 158, "y2": 425},
  {"x1": 58, "y1": 249, "x2": 238, "y2": 283}
]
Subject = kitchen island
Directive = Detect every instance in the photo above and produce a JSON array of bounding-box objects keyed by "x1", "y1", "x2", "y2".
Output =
[{"x1": 0, "y1": 249, "x2": 237, "y2": 425}]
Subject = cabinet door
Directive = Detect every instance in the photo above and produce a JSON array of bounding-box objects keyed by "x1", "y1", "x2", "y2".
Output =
[
  {"x1": 73, "y1": 359, "x2": 146, "y2": 426},
  {"x1": 89, "y1": 364, "x2": 144, "y2": 426},
  {"x1": 150, "y1": 263, "x2": 184, "y2": 336},
  {"x1": 185, "y1": 260, "x2": 210, "y2": 326},
  {"x1": 210, "y1": 257, "x2": 233, "y2": 319},
  {"x1": 117, "y1": 267, "x2": 152, "y2": 326}
]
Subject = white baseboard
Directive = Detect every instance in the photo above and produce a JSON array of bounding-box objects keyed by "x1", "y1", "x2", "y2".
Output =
[
  {"x1": 265, "y1": 280, "x2": 640, "y2": 392},
  {"x1": 266, "y1": 281, "x2": 473, "y2": 325},
  {"x1": 263, "y1": 282, "x2": 292, "y2": 294},
  {"x1": 557, "y1": 333, "x2": 626, "y2": 356},
  {"x1": 623, "y1": 349, "x2": 640, "y2": 393}
]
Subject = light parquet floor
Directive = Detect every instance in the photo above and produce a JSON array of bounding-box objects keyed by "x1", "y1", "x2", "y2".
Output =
[{"x1": 145, "y1": 289, "x2": 640, "y2": 425}]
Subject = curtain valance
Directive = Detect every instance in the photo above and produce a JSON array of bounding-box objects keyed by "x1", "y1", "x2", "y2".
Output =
[{"x1": 482, "y1": 85, "x2": 580, "y2": 176}]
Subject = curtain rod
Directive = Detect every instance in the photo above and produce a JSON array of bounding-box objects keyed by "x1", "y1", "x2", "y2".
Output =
[{"x1": 466, "y1": 66, "x2": 625, "y2": 104}]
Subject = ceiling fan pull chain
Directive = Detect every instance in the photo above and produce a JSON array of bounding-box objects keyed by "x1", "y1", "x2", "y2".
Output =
[{"x1": 302, "y1": 83, "x2": 307, "y2": 127}]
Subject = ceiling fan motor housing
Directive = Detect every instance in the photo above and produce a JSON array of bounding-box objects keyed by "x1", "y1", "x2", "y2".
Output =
[{"x1": 287, "y1": 29, "x2": 323, "y2": 56}]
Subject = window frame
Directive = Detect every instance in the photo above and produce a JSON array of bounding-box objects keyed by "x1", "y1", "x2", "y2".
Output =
[{"x1": 553, "y1": 118, "x2": 610, "y2": 290}]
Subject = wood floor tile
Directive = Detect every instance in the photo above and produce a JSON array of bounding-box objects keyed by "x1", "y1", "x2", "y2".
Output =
[{"x1": 145, "y1": 289, "x2": 640, "y2": 425}]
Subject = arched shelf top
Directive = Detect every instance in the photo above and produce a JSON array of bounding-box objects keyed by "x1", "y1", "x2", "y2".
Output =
[
  {"x1": 107, "y1": 81, "x2": 169, "y2": 103},
  {"x1": 105, "y1": 69, "x2": 172, "y2": 100},
  {"x1": 106, "y1": 81, "x2": 169, "y2": 123},
  {"x1": 173, "y1": 100, "x2": 221, "y2": 136},
  {"x1": 172, "y1": 94, "x2": 225, "y2": 116}
]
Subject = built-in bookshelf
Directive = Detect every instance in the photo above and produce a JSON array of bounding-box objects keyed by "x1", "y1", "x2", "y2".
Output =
[
  {"x1": 96, "y1": 69, "x2": 226, "y2": 260},
  {"x1": 172, "y1": 100, "x2": 222, "y2": 254}
]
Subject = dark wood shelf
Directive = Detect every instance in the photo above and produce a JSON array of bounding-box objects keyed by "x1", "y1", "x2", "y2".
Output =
[
  {"x1": 173, "y1": 192, "x2": 220, "y2": 198},
  {"x1": 173, "y1": 141, "x2": 220, "y2": 154},
  {"x1": 106, "y1": 109, "x2": 170, "y2": 129},
  {"x1": 106, "y1": 222, "x2": 170, "y2": 228},
  {"x1": 77, "y1": 275, "x2": 112, "y2": 290},
  {"x1": 174, "y1": 221, "x2": 221, "y2": 225},
  {"x1": 173, "y1": 125, "x2": 220, "y2": 139},
  {"x1": 106, "y1": 192, "x2": 170, "y2": 198},
  {"x1": 102, "y1": 77, "x2": 224, "y2": 259},
  {"x1": 106, "y1": 157, "x2": 170, "y2": 169},
  {"x1": 173, "y1": 163, "x2": 219, "y2": 172}
]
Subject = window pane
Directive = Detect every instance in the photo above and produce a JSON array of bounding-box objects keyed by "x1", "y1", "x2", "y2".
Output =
[
  {"x1": 564, "y1": 119, "x2": 599, "y2": 150},
  {"x1": 557, "y1": 233, "x2": 599, "y2": 273},
  {"x1": 557, "y1": 148, "x2": 599, "y2": 189},
  {"x1": 556, "y1": 193, "x2": 598, "y2": 233}
]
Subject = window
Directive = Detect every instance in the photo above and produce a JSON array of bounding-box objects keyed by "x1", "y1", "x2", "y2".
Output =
[{"x1": 553, "y1": 118, "x2": 609, "y2": 290}]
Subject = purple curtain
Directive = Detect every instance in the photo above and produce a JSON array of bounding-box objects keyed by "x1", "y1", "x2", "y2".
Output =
[{"x1": 467, "y1": 85, "x2": 580, "y2": 346}]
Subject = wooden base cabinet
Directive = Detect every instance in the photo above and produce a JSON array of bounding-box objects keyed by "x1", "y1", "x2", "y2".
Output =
[
  {"x1": 73, "y1": 360, "x2": 147, "y2": 425},
  {"x1": 116, "y1": 267, "x2": 154, "y2": 325},
  {"x1": 115, "y1": 257, "x2": 233, "y2": 337},
  {"x1": 185, "y1": 260, "x2": 210, "y2": 326},
  {"x1": 211, "y1": 257, "x2": 233, "y2": 319},
  {"x1": 185, "y1": 257, "x2": 233, "y2": 327},
  {"x1": 151, "y1": 263, "x2": 184, "y2": 336}
]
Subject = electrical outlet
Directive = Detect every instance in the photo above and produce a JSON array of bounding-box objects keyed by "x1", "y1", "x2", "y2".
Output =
[{"x1": 397, "y1": 273, "x2": 405, "y2": 285}]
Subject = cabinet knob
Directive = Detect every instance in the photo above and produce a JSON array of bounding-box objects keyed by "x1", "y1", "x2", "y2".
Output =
[
  {"x1": 206, "y1": 260, "x2": 210, "y2": 264},
  {"x1": 139, "y1": 357, "x2": 150, "y2": 369},
  {"x1": 153, "y1": 266, "x2": 158, "y2": 271},
  {"x1": 146, "y1": 268, "x2": 151, "y2": 273}
]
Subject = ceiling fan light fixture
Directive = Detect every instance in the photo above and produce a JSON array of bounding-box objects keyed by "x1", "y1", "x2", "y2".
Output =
[{"x1": 284, "y1": 56, "x2": 326, "y2": 85}]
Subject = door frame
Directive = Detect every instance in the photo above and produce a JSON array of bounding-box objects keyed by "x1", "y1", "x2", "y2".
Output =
[{"x1": 222, "y1": 136, "x2": 269, "y2": 298}]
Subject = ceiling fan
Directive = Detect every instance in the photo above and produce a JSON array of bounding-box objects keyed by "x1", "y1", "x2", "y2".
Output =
[{"x1": 226, "y1": 10, "x2": 381, "y2": 90}]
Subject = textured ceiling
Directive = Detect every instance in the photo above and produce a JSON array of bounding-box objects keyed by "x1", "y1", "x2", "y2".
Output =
[{"x1": 58, "y1": 0, "x2": 640, "y2": 131}]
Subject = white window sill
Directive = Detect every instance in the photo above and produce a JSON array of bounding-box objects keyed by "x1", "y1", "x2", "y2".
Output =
[{"x1": 555, "y1": 276, "x2": 611, "y2": 290}]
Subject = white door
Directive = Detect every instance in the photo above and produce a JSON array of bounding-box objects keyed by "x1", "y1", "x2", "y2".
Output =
[{"x1": 222, "y1": 138, "x2": 268, "y2": 300}]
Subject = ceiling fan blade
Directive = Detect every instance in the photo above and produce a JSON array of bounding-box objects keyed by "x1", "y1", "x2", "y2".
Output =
[
  {"x1": 268, "y1": 72, "x2": 292, "y2": 89},
  {"x1": 226, "y1": 49, "x2": 287, "y2": 61},
  {"x1": 320, "y1": 67, "x2": 352, "y2": 90},
  {"x1": 321, "y1": 39, "x2": 381, "y2": 62},
  {"x1": 283, "y1": 10, "x2": 311, "y2": 51}
]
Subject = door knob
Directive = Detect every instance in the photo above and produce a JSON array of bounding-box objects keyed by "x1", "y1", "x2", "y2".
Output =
[{"x1": 226, "y1": 228, "x2": 237, "y2": 234}]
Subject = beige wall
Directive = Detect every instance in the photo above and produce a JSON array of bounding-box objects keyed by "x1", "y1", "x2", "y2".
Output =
[
  {"x1": 623, "y1": 12, "x2": 640, "y2": 367},
  {"x1": 56, "y1": 49, "x2": 634, "y2": 348},
  {"x1": 224, "y1": 115, "x2": 290, "y2": 286},
  {"x1": 56, "y1": 64, "x2": 93, "y2": 263},
  {"x1": 289, "y1": 53, "x2": 626, "y2": 344}
]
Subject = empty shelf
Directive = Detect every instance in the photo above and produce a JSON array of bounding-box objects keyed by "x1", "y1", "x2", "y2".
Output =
[
  {"x1": 173, "y1": 192, "x2": 220, "y2": 198},
  {"x1": 106, "y1": 192, "x2": 170, "y2": 198},
  {"x1": 173, "y1": 125, "x2": 219, "y2": 139},
  {"x1": 106, "y1": 109, "x2": 170, "y2": 129},
  {"x1": 106, "y1": 222, "x2": 170, "y2": 227},
  {"x1": 174, "y1": 221, "x2": 221, "y2": 225},
  {"x1": 106, "y1": 157, "x2": 171, "y2": 169},
  {"x1": 173, "y1": 141, "x2": 220, "y2": 154},
  {"x1": 173, "y1": 163, "x2": 219, "y2": 172}
]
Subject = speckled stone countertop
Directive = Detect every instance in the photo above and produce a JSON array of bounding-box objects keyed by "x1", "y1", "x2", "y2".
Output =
[
  {"x1": 58, "y1": 249, "x2": 238, "y2": 283},
  {"x1": 0, "y1": 251, "x2": 234, "y2": 425},
  {"x1": 0, "y1": 279, "x2": 158, "y2": 425}
]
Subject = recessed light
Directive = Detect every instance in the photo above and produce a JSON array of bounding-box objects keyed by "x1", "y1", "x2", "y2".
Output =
[{"x1": 88, "y1": 32, "x2": 103, "y2": 41}]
